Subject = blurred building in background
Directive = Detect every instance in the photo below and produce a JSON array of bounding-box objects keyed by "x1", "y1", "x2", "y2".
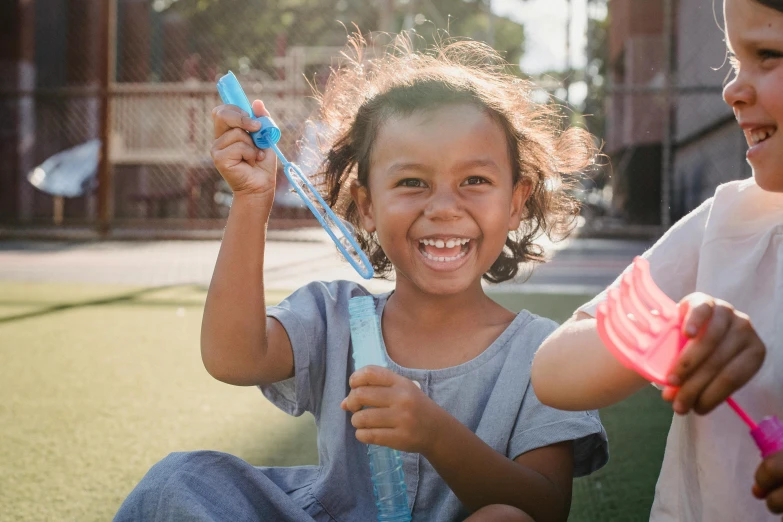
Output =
[
  {"x1": 605, "y1": 0, "x2": 665, "y2": 225},
  {"x1": 0, "y1": 0, "x2": 750, "y2": 237},
  {"x1": 603, "y1": 0, "x2": 747, "y2": 227},
  {"x1": 1, "y1": 0, "x2": 522, "y2": 237}
]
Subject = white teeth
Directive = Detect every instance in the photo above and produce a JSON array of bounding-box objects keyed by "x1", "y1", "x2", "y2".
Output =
[
  {"x1": 418, "y1": 238, "x2": 470, "y2": 247},
  {"x1": 421, "y1": 250, "x2": 467, "y2": 262},
  {"x1": 751, "y1": 128, "x2": 776, "y2": 144}
]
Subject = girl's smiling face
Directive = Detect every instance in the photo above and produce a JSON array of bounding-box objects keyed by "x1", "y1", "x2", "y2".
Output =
[
  {"x1": 351, "y1": 104, "x2": 530, "y2": 296},
  {"x1": 723, "y1": 0, "x2": 783, "y2": 192}
]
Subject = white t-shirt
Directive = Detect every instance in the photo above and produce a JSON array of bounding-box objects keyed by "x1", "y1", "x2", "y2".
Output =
[{"x1": 579, "y1": 178, "x2": 783, "y2": 522}]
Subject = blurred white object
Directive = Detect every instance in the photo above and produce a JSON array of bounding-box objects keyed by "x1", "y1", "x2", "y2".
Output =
[{"x1": 27, "y1": 139, "x2": 101, "y2": 198}]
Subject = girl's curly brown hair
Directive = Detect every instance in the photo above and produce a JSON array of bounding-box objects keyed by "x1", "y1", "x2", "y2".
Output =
[{"x1": 308, "y1": 32, "x2": 597, "y2": 283}]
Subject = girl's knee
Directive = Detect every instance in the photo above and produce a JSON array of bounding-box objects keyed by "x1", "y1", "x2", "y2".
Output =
[{"x1": 466, "y1": 504, "x2": 535, "y2": 522}]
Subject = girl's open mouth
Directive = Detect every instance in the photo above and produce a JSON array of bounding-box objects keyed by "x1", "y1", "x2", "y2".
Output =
[
  {"x1": 748, "y1": 126, "x2": 777, "y2": 146},
  {"x1": 418, "y1": 238, "x2": 471, "y2": 263}
]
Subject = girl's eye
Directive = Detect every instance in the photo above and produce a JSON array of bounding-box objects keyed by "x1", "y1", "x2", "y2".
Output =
[
  {"x1": 398, "y1": 178, "x2": 424, "y2": 188},
  {"x1": 758, "y1": 49, "x2": 783, "y2": 62},
  {"x1": 464, "y1": 176, "x2": 489, "y2": 186}
]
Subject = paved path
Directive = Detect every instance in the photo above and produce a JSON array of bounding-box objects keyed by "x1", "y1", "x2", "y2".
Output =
[{"x1": 0, "y1": 229, "x2": 653, "y2": 295}]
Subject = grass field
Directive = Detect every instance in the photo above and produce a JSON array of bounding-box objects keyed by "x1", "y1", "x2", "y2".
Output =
[{"x1": 0, "y1": 282, "x2": 671, "y2": 521}]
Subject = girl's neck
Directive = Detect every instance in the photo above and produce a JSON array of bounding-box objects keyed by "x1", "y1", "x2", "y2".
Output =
[
  {"x1": 386, "y1": 277, "x2": 498, "y2": 325},
  {"x1": 381, "y1": 275, "x2": 516, "y2": 369}
]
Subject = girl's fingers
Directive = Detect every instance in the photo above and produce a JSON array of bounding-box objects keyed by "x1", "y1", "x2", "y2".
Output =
[
  {"x1": 756, "y1": 453, "x2": 783, "y2": 494},
  {"x1": 251, "y1": 99, "x2": 271, "y2": 118},
  {"x1": 670, "y1": 325, "x2": 744, "y2": 414},
  {"x1": 341, "y1": 385, "x2": 396, "y2": 412},
  {"x1": 349, "y1": 365, "x2": 399, "y2": 389},
  {"x1": 212, "y1": 141, "x2": 261, "y2": 169},
  {"x1": 661, "y1": 385, "x2": 678, "y2": 402},
  {"x1": 691, "y1": 340, "x2": 765, "y2": 413},
  {"x1": 668, "y1": 302, "x2": 732, "y2": 384},
  {"x1": 212, "y1": 127, "x2": 256, "y2": 151},
  {"x1": 354, "y1": 427, "x2": 396, "y2": 447},
  {"x1": 212, "y1": 104, "x2": 262, "y2": 138},
  {"x1": 753, "y1": 483, "x2": 768, "y2": 499},
  {"x1": 351, "y1": 407, "x2": 397, "y2": 430},
  {"x1": 679, "y1": 293, "x2": 715, "y2": 338},
  {"x1": 763, "y1": 487, "x2": 783, "y2": 515}
]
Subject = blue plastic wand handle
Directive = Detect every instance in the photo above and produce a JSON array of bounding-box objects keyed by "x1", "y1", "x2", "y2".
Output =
[{"x1": 216, "y1": 71, "x2": 374, "y2": 279}]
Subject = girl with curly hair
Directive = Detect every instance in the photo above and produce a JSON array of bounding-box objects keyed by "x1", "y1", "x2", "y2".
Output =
[{"x1": 115, "y1": 33, "x2": 607, "y2": 522}]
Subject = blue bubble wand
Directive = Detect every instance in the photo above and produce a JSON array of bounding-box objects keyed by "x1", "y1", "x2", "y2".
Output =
[{"x1": 217, "y1": 71, "x2": 374, "y2": 279}]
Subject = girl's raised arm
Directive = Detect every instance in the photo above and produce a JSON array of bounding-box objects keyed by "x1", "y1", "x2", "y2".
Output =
[{"x1": 200, "y1": 101, "x2": 294, "y2": 386}]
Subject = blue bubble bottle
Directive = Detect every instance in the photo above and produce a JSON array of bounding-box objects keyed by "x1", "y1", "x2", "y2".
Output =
[{"x1": 348, "y1": 296, "x2": 411, "y2": 522}]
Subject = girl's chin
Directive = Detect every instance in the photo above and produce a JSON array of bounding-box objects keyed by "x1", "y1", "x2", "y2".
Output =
[{"x1": 752, "y1": 169, "x2": 783, "y2": 193}]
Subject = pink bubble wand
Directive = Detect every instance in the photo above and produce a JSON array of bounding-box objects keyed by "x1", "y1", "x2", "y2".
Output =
[{"x1": 596, "y1": 257, "x2": 783, "y2": 458}]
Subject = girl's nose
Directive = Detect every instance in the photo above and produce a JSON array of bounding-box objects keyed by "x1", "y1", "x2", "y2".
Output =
[
  {"x1": 723, "y1": 73, "x2": 756, "y2": 108},
  {"x1": 424, "y1": 187, "x2": 461, "y2": 220}
]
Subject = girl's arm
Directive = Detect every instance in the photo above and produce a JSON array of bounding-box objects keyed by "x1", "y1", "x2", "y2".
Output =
[
  {"x1": 425, "y1": 414, "x2": 574, "y2": 522},
  {"x1": 342, "y1": 367, "x2": 585, "y2": 522},
  {"x1": 531, "y1": 196, "x2": 712, "y2": 411},
  {"x1": 533, "y1": 298, "x2": 766, "y2": 415},
  {"x1": 200, "y1": 101, "x2": 294, "y2": 386},
  {"x1": 530, "y1": 312, "x2": 648, "y2": 410}
]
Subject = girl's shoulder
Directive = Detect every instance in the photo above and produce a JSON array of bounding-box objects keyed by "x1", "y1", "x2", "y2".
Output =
[
  {"x1": 705, "y1": 178, "x2": 783, "y2": 240},
  {"x1": 270, "y1": 280, "x2": 382, "y2": 319},
  {"x1": 495, "y1": 309, "x2": 560, "y2": 361}
]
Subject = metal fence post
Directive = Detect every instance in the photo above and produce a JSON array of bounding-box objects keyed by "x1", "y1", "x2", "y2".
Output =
[
  {"x1": 97, "y1": 0, "x2": 117, "y2": 236},
  {"x1": 660, "y1": 0, "x2": 675, "y2": 229}
]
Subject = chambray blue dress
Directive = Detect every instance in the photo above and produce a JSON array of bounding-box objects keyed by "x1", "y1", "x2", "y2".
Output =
[{"x1": 115, "y1": 280, "x2": 608, "y2": 522}]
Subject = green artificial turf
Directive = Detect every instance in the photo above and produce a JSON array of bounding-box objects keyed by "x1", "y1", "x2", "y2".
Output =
[{"x1": 0, "y1": 283, "x2": 670, "y2": 521}]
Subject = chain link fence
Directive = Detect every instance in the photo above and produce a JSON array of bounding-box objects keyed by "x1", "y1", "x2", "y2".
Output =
[
  {"x1": 1, "y1": 0, "x2": 751, "y2": 237},
  {"x1": 2, "y1": 0, "x2": 516, "y2": 236},
  {"x1": 602, "y1": 0, "x2": 749, "y2": 231}
]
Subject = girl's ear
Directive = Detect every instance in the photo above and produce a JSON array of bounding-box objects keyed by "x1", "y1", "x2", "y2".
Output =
[
  {"x1": 508, "y1": 178, "x2": 533, "y2": 231},
  {"x1": 350, "y1": 180, "x2": 376, "y2": 233}
]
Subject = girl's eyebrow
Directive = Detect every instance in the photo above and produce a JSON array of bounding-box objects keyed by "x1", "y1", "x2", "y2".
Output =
[
  {"x1": 731, "y1": 25, "x2": 783, "y2": 51},
  {"x1": 454, "y1": 158, "x2": 500, "y2": 171},
  {"x1": 385, "y1": 158, "x2": 499, "y2": 176},
  {"x1": 385, "y1": 161, "x2": 432, "y2": 176}
]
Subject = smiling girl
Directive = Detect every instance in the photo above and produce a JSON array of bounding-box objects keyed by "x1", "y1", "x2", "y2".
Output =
[
  {"x1": 114, "y1": 34, "x2": 607, "y2": 522},
  {"x1": 532, "y1": 1, "x2": 783, "y2": 520}
]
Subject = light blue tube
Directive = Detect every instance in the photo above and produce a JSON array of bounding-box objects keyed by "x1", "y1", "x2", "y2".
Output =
[
  {"x1": 216, "y1": 72, "x2": 281, "y2": 149},
  {"x1": 215, "y1": 71, "x2": 374, "y2": 279},
  {"x1": 348, "y1": 297, "x2": 411, "y2": 522}
]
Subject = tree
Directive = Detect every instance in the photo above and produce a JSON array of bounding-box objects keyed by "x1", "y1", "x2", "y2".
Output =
[{"x1": 158, "y1": 0, "x2": 525, "y2": 79}]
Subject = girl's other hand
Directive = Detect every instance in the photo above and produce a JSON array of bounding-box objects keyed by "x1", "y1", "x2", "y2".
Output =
[
  {"x1": 341, "y1": 366, "x2": 444, "y2": 454},
  {"x1": 210, "y1": 99, "x2": 277, "y2": 202},
  {"x1": 661, "y1": 292, "x2": 766, "y2": 415},
  {"x1": 753, "y1": 450, "x2": 783, "y2": 519}
]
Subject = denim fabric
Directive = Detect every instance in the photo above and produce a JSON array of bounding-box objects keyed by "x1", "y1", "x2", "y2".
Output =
[{"x1": 115, "y1": 280, "x2": 608, "y2": 521}]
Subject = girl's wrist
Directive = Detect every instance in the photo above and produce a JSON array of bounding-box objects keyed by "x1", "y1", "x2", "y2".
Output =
[
  {"x1": 230, "y1": 191, "x2": 275, "y2": 217},
  {"x1": 419, "y1": 403, "x2": 455, "y2": 459}
]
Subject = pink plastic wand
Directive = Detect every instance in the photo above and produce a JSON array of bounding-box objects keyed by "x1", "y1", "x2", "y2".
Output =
[
  {"x1": 596, "y1": 257, "x2": 783, "y2": 458},
  {"x1": 726, "y1": 397, "x2": 757, "y2": 430}
]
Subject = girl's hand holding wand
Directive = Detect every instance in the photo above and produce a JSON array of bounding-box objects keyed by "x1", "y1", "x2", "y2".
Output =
[{"x1": 210, "y1": 100, "x2": 278, "y2": 203}]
